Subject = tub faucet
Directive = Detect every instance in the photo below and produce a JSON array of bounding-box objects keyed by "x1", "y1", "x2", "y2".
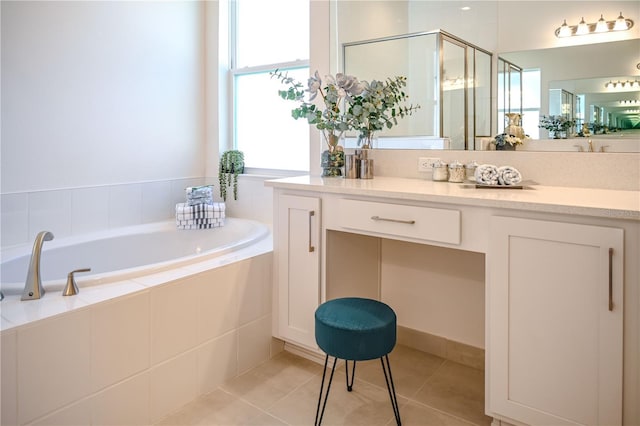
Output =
[{"x1": 21, "y1": 231, "x2": 54, "y2": 300}]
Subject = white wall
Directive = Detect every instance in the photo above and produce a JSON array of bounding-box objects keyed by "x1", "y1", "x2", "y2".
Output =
[
  {"x1": 0, "y1": 1, "x2": 206, "y2": 247},
  {"x1": 1, "y1": 1, "x2": 205, "y2": 193}
]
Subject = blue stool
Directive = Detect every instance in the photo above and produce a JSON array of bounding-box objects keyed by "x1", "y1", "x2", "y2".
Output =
[{"x1": 314, "y1": 297, "x2": 401, "y2": 426}]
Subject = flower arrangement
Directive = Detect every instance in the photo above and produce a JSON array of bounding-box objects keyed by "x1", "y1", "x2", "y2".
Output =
[
  {"x1": 271, "y1": 70, "x2": 420, "y2": 149},
  {"x1": 270, "y1": 70, "x2": 363, "y2": 151},
  {"x1": 344, "y1": 76, "x2": 420, "y2": 147},
  {"x1": 539, "y1": 115, "x2": 575, "y2": 135},
  {"x1": 492, "y1": 133, "x2": 527, "y2": 147}
]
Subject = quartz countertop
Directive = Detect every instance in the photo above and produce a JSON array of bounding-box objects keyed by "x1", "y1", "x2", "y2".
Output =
[{"x1": 265, "y1": 175, "x2": 640, "y2": 221}]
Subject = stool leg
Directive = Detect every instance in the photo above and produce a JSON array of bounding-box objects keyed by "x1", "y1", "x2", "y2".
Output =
[
  {"x1": 315, "y1": 354, "x2": 337, "y2": 426},
  {"x1": 345, "y1": 360, "x2": 356, "y2": 392},
  {"x1": 381, "y1": 355, "x2": 402, "y2": 426}
]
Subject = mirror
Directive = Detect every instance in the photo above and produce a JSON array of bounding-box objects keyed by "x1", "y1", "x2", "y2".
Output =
[
  {"x1": 343, "y1": 31, "x2": 492, "y2": 151},
  {"x1": 499, "y1": 39, "x2": 640, "y2": 147},
  {"x1": 331, "y1": 1, "x2": 640, "y2": 152}
]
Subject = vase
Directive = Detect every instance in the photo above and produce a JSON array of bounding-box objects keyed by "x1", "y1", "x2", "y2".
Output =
[
  {"x1": 504, "y1": 113, "x2": 525, "y2": 139},
  {"x1": 496, "y1": 144, "x2": 516, "y2": 151},
  {"x1": 551, "y1": 130, "x2": 567, "y2": 139},
  {"x1": 321, "y1": 132, "x2": 345, "y2": 177},
  {"x1": 357, "y1": 131, "x2": 378, "y2": 149}
]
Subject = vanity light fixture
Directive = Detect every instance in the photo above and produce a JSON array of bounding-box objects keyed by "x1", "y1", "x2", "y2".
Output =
[
  {"x1": 606, "y1": 79, "x2": 640, "y2": 90},
  {"x1": 555, "y1": 12, "x2": 634, "y2": 37}
]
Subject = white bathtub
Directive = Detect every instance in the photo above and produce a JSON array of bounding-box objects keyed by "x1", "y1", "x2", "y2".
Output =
[
  {"x1": 0, "y1": 218, "x2": 275, "y2": 425},
  {"x1": 1, "y1": 218, "x2": 270, "y2": 296}
]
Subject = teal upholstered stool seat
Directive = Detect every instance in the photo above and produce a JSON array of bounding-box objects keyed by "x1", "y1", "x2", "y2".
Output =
[
  {"x1": 315, "y1": 297, "x2": 397, "y2": 361},
  {"x1": 313, "y1": 297, "x2": 401, "y2": 426}
]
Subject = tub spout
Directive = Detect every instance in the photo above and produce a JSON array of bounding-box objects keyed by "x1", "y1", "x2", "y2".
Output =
[{"x1": 21, "y1": 231, "x2": 54, "y2": 300}]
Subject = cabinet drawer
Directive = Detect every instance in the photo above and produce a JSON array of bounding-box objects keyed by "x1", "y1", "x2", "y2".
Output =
[{"x1": 337, "y1": 199, "x2": 460, "y2": 244}]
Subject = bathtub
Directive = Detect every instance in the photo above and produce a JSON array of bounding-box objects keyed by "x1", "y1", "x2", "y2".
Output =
[
  {"x1": 0, "y1": 217, "x2": 270, "y2": 297},
  {"x1": 0, "y1": 217, "x2": 275, "y2": 425}
]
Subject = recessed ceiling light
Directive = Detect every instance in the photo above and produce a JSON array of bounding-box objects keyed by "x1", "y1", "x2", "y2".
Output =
[{"x1": 460, "y1": 6, "x2": 471, "y2": 11}]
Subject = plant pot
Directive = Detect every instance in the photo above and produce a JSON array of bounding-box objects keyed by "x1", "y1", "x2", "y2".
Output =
[{"x1": 496, "y1": 144, "x2": 516, "y2": 151}]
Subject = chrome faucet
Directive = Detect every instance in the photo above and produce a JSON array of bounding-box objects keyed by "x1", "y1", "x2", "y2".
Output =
[{"x1": 21, "y1": 231, "x2": 54, "y2": 300}]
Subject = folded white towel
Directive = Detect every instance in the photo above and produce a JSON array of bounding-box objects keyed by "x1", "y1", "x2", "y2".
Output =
[
  {"x1": 475, "y1": 164, "x2": 499, "y2": 185},
  {"x1": 497, "y1": 166, "x2": 522, "y2": 185},
  {"x1": 175, "y1": 202, "x2": 225, "y2": 220},
  {"x1": 176, "y1": 217, "x2": 225, "y2": 230}
]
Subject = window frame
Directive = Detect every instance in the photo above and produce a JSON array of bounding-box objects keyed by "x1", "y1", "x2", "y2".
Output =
[{"x1": 227, "y1": 0, "x2": 310, "y2": 174}]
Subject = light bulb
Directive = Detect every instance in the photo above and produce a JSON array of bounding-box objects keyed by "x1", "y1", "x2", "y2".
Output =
[
  {"x1": 576, "y1": 17, "x2": 589, "y2": 35},
  {"x1": 595, "y1": 14, "x2": 608, "y2": 32},
  {"x1": 614, "y1": 12, "x2": 628, "y2": 31},
  {"x1": 558, "y1": 19, "x2": 572, "y2": 37}
]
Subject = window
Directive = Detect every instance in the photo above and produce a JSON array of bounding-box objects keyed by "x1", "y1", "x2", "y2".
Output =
[
  {"x1": 230, "y1": 0, "x2": 310, "y2": 171},
  {"x1": 521, "y1": 69, "x2": 540, "y2": 139}
]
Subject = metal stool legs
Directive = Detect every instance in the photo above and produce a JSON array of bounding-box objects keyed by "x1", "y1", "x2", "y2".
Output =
[
  {"x1": 315, "y1": 355, "x2": 337, "y2": 426},
  {"x1": 314, "y1": 355, "x2": 401, "y2": 426},
  {"x1": 381, "y1": 355, "x2": 402, "y2": 426}
]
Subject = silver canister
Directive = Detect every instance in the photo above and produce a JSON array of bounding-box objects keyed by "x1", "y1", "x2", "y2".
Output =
[
  {"x1": 344, "y1": 154, "x2": 360, "y2": 179},
  {"x1": 360, "y1": 159, "x2": 374, "y2": 179},
  {"x1": 432, "y1": 160, "x2": 448, "y2": 181},
  {"x1": 448, "y1": 161, "x2": 465, "y2": 183}
]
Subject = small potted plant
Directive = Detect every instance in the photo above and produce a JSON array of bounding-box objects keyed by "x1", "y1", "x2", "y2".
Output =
[
  {"x1": 219, "y1": 150, "x2": 244, "y2": 201},
  {"x1": 539, "y1": 115, "x2": 575, "y2": 139}
]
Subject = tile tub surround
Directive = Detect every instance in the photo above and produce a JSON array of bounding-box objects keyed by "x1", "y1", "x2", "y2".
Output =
[
  {"x1": 0, "y1": 177, "x2": 208, "y2": 249},
  {"x1": 0, "y1": 247, "x2": 274, "y2": 425}
]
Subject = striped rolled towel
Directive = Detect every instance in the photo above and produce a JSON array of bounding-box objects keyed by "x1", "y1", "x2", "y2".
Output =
[
  {"x1": 474, "y1": 164, "x2": 499, "y2": 185},
  {"x1": 498, "y1": 166, "x2": 522, "y2": 186}
]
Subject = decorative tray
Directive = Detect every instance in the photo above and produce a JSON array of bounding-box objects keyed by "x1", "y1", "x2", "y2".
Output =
[{"x1": 472, "y1": 180, "x2": 536, "y2": 189}]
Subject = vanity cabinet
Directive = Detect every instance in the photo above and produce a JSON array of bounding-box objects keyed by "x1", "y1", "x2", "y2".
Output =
[
  {"x1": 274, "y1": 194, "x2": 321, "y2": 349},
  {"x1": 487, "y1": 216, "x2": 624, "y2": 425},
  {"x1": 267, "y1": 176, "x2": 638, "y2": 425}
]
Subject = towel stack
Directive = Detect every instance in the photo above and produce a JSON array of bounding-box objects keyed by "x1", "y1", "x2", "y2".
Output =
[
  {"x1": 176, "y1": 185, "x2": 225, "y2": 230},
  {"x1": 475, "y1": 164, "x2": 522, "y2": 186}
]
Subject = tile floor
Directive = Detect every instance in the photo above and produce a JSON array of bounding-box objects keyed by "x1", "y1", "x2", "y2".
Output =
[{"x1": 156, "y1": 345, "x2": 492, "y2": 426}]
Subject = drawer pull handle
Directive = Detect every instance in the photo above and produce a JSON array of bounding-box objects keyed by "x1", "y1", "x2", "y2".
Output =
[
  {"x1": 308, "y1": 211, "x2": 315, "y2": 253},
  {"x1": 608, "y1": 247, "x2": 613, "y2": 311},
  {"x1": 370, "y1": 215, "x2": 416, "y2": 225}
]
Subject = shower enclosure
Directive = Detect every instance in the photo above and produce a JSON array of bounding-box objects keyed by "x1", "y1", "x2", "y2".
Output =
[{"x1": 343, "y1": 30, "x2": 492, "y2": 150}]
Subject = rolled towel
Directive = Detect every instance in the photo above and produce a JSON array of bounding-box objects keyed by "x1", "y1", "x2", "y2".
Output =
[
  {"x1": 497, "y1": 166, "x2": 522, "y2": 186},
  {"x1": 474, "y1": 164, "x2": 499, "y2": 185}
]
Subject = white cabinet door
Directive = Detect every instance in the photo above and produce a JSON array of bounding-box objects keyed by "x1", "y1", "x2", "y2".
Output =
[
  {"x1": 488, "y1": 217, "x2": 623, "y2": 426},
  {"x1": 275, "y1": 194, "x2": 321, "y2": 348}
]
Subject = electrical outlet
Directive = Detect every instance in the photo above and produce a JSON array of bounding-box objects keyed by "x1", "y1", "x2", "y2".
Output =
[{"x1": 417, "y1": 157, "x2": 441, "y2": 172}]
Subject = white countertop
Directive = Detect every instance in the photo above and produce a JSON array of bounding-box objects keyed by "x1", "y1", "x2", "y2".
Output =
[{"x1": 265, "y1": 175, "x2": 640, "y2": 221}]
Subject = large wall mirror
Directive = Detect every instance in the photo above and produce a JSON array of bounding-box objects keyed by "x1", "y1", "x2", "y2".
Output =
[{"x1": 331, "y1": 0, "x2": 640, "y2": 152}]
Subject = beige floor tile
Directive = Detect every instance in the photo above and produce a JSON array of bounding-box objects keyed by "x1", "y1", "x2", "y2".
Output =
[
  {"x1": 220, "y1": 350, "x2": 322, "y2": 410},
  {"x1": 392, "y1": 401, "x2": 478, "y2": 426},
  {"x1": 268, "y1": 368, "x2": 407, "y2": 426},
  {"x1": 413, "y1": 361, "x2": 491, "y2": 426},
  {"x1": 354, "y1": 346, "x2": 445, "y2": 399},
  {"x1": 155, "y1": 389, "x2": 264, "y2": 426}
]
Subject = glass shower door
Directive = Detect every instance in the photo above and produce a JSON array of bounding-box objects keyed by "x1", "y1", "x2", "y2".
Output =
[{"x1": 441, "y1": 37, "x2": 466, "y2": 150}]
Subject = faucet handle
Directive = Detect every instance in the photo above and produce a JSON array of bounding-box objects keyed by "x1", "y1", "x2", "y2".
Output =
[{"x1": 63, "y1": 268, "x2": 91, "y2": 296}]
